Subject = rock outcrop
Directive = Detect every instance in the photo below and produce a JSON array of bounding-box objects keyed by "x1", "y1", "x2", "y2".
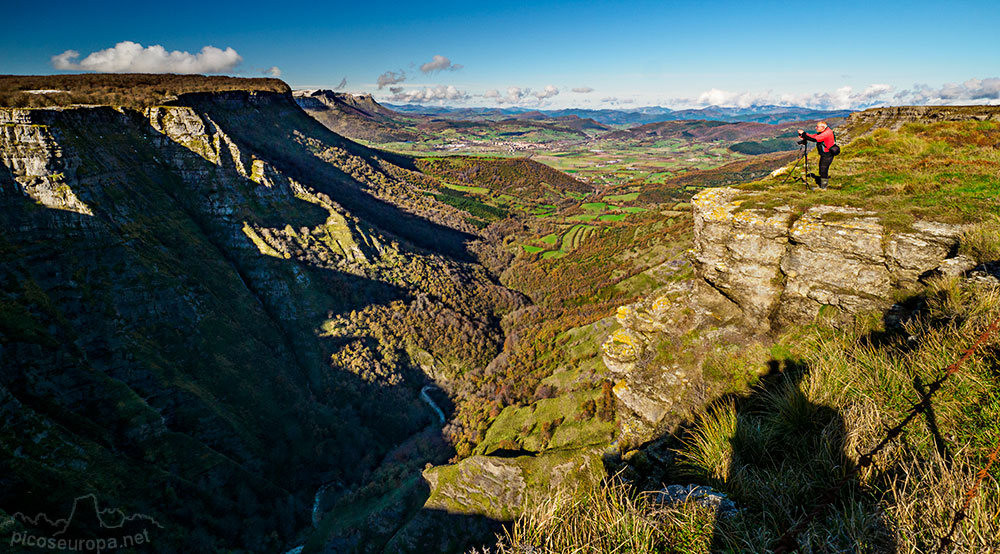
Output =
[
  {"x1": 601, "y1": 265, "x2": 743, "y2": 430},
  {"x1": 692, "y1": 187, "x2": 965, "y2": 329},
  {"x1": 422, "y1": 448, "x2": 603, "y2": 519},
  {"x1": 839, "y1": 105, "x2": 1000, "y2": 142},
  {"x1": 603, "y1": 186, "x2": 969, "y2": 429}
]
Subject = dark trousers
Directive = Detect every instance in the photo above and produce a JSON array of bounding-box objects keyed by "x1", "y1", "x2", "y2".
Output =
[{"x1": 818, "y1": 152, "x2": 834, "y2": 178}]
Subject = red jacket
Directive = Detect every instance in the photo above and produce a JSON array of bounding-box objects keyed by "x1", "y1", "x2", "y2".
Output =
[{"x1": 804, "y1": 128, "x2": 835, "y2": 152}]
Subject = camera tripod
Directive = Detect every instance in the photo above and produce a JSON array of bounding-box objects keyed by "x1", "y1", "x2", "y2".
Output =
[{"x1": 780, "y1": 141, "x2": 811, "y2": 187}]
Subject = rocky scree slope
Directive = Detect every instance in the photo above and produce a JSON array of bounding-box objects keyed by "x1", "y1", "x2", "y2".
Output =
[{"x1": 0, "y1": 90, "x2": 521, "y2": 552}]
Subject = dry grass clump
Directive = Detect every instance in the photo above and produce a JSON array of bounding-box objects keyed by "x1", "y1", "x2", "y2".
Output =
[
  {"x1": 487, "y1": 479, "x2": 716, "y2": 554},
  {"x1": 959, "y1": 216, "x2": 1000, "y2": 264}
]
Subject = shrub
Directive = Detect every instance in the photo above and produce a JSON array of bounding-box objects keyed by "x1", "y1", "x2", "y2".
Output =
[{"x1": 597, "y1": 380, "x2": 616, "y2": 422}]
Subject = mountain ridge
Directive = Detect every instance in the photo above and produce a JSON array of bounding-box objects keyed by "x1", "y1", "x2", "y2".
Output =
[{"x1": 383, "y1": 102, "x2": 853, "y2": 125}]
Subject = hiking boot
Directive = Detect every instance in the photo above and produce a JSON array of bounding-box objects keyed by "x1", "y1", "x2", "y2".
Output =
[{"x1": 819, "y1": 177, "x2": 830, "y2": 189}]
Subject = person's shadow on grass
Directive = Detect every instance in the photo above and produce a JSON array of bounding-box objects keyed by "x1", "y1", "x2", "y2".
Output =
[{"x1": 705, "y1": 359, "x2": 895, "y2": 553}]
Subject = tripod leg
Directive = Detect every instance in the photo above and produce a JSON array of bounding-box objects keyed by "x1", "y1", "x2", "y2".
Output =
[{"x1": 797, "y1": 148, "x2": 808, "y2": 186}]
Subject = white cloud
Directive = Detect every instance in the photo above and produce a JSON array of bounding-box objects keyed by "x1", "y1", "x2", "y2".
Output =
[
  {"x1": 572, "y1": 87, "x2": 594, "y2": 93},
  {"x1": 896, "y1": 78, "x2": 1000, "y2": 104},
  {"x1": 695, "y1": 88, "x2": 774, "y2": 108},
  {"x1": 51, "y1": 41, "x2": 242, "y2": 74},
  {"x1": 688, "y1": 80, "x2": 1000, "y2": 110},
  {"x1": 533, "y1": 85, "x2": 559, "y2": 99},
  {"x1": 420, "y1": 54, "x2": 463, "y2": 73},
  {"x1": 388, "y1": 84, "x2": 469, "y2": 104},
  {"x1": 494, "y1": 86, "x2": 529, "y2": 104},
  {"x1": 377, "y1": 70, "x2": 406, "y2": 89},
  {"x1": 483, "y1": 89, "x2": 500, "y2": 99},
  {"x1": 693, "y1": 84, "x2": 898, "y2": 110},
  {"x1": 263, "y1": 66, "x2": 281, "y2": 77},
  {"x1": 600, "y1": 96, "x2": 635, "y2": 105}
]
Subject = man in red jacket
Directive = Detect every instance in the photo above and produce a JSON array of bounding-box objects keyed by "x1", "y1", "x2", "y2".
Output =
[{"x1": 797, "y1": 121, "x2": 837, "y2": 189}]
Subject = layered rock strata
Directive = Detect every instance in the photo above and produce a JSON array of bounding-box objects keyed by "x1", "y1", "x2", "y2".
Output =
[
  {"x1": 692, "y1": 187, "x2": 965, "y2": 329},
  {"x1": 602, "y1": 269, "x2": 742, "y2": 428}
]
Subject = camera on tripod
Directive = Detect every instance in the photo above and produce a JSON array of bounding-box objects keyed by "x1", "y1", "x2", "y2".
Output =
[{"x1": 796, "y1": 138, "x2": 808, "y2": 146}]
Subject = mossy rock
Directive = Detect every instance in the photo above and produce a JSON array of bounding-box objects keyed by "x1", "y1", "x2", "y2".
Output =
[{"x1": 421, "y1": 448, "x2": 606, "y2": 521}]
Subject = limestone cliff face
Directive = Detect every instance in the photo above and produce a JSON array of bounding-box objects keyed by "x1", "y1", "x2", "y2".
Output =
[
  {"x1": 0, "y1": 92, "x2": 516, "y2": 553},
  {"x1": 145, "y1": 103, "x2": 385, "y2": 269},
  {"x1": 692, "y1": 187, "x2": 966, "y2": 329},
  {"x1": 0, "y1": 110, "x2": 92, "y2": 215}
]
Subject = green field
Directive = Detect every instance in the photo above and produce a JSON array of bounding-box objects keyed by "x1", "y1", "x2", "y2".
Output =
[
  {"x1": 603, "y1": 192, "x2": 640, "y2": 202},
  {"x1": 443, "y1": 182, "x2": 489, "y2": 194},
  {"x1": 561, "y1": 224, "x2": 596, "y2": 251}
]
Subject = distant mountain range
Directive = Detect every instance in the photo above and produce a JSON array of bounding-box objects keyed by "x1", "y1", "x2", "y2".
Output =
[
  {"x1": 295, "y1": 90, "x2": 611, "y2": 144},
  {"x1": 383, "y1": 103, "x2": 852, "y2": 126},
  {"x1": 294, "y1": 91, "x2": 844, "y2": 158}
]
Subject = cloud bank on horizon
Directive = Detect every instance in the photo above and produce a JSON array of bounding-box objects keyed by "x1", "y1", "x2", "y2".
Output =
[
  {"x1": 381, "y1": 77, "x2": 1000, "y2": 110},
  {"x1": 694, "y1": 79, "x2": 1000, "y2": 110},
  {"x1": 388, "y1": 84, "x2": 469, "y2": 103}
]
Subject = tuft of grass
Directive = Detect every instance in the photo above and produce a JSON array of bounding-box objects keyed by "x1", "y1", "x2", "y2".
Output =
[
  {"x1": 959, "y1": 216, "x2": 1000, "y2": 264},
  {"x1": 676, "y1": 402, "x2": 737, "y2": 485},
  {"x1": 490, "y1": 479, "x2": 715, "y2": 554}
]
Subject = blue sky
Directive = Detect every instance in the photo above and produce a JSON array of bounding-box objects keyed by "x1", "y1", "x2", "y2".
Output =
[{"x1": 3, "y1": 0, "x2": 998, "y2": 109}]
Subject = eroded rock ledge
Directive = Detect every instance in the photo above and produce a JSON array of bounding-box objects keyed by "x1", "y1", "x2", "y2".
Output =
[
  {"x1": 692, "y1": 187, "x2": 968, "y2": 329},
  {"x1": 603, "y1": 186, "x2": 972, "y2": 430}
]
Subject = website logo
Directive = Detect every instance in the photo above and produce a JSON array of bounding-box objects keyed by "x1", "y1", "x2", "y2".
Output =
[{"x1": 5, "y1": 494, "x2": 162, "y2": 553}]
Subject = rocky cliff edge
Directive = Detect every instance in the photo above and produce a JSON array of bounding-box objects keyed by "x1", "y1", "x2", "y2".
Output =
[{"x1": 602, "y1": 186, "x2": 972, "y2": 433}]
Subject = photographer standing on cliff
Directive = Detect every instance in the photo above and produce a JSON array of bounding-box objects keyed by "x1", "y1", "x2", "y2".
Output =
[{"x1": 797, "y1": 121, "x2": 839, "y2": 189}]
